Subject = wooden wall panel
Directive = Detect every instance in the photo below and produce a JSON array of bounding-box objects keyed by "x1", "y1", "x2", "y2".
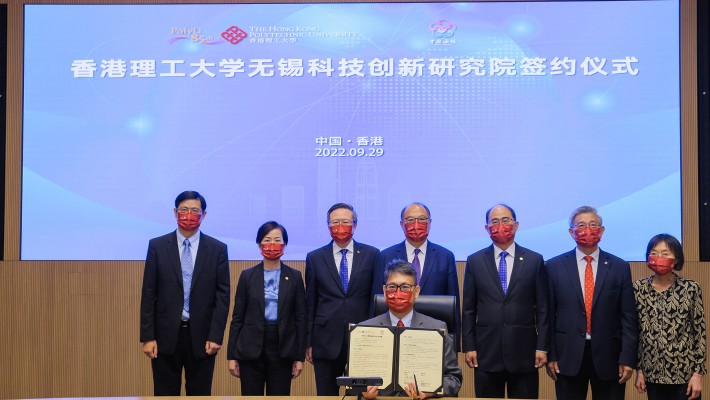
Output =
[
  {"x1": 1, "y1": 0, "x2": 703, "y2": 399},
  {"x1": 2, "y1": 260, "x2": 710, "y2": 399}
]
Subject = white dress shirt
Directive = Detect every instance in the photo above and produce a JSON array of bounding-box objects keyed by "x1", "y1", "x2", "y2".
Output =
[
  {"x1": 493, "y1": 242, "x2": 515, "y2": 285},
  {"x1": 405, "y1": 240, "x2": 428, "y2": 275},
  {"x1": 575, "y1": 247, "x2": 600, "y2": 339},
  {"x1": 333, "y1": 240, "x2": 355, "y2": 280}
]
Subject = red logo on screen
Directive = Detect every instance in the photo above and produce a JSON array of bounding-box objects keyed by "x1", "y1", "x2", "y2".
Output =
[{"x1": 221, "y1": 26, "x2": 248, "y2": 44}]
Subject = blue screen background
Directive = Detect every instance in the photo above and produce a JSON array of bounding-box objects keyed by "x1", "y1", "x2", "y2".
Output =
[{"x1": 22, "y1": 1, "x2": 680, "y2": 261}]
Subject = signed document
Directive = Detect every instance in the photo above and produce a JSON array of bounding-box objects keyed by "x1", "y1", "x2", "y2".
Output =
[
  {"x1": 348, "y1": 325, "x2": 395, "y2": 389},
  {"x1": 348, "y1": 324, "x2": 444, "y2": 394},
  {"x1": 397, "y1": 328, "x2": 444, "y2": 394}
]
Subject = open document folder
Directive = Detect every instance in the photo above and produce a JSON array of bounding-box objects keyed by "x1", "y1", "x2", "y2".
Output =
[{"x1": 347, "y1": 324, "x2": 445, "y2": 395}]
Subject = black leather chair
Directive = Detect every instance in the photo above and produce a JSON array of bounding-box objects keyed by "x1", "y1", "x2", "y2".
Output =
[{"x1": 373, "y1": 294, "x2": 458, "y2": 347}]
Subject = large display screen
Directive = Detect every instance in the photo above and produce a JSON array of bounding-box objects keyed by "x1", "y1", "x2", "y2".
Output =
[{"x1": 23, "y1": 1, "x2": 680, "y2": 261}]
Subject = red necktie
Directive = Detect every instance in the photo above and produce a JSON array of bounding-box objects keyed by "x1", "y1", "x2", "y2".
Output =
[
  {"x1": 584, "y1": 255, "x2": 594, "y2": 334},
  {"x1": 397, "y1": 320, "x2": 404, "y2": 327}
]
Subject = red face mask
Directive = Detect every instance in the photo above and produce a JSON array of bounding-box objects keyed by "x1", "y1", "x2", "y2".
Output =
[
  {"x1": 489, "y1": 224, "x2": 515, "y2": 245},
  {"x1": 177, "y1": 212, "x2": 201, "y2": 232},
  {"x1": 385, "y1": 290, "x2": 415, "y2": 314},
  {"x1": 404, "y1": 221, "x2": 429, "y2": 242},
  {"x1": 573, "y1": 227, "x2": 602, "y2": 248},
  {"x1": 647, "y1": 256, "x2": 675, "y2": 275},
  {"x1": 330, "y1": 224, "x2": 353, "y2": 243},
  {"x1": 261, "y1": 243, "x2": 284, "y2": 261}
]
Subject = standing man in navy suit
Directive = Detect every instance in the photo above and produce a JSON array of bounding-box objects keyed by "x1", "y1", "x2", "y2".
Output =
[
  {"x1": 140, "y1": 191, "x2": 230, "y2": 396},
  {"x1": 546, "y1": 205, "x2": 638, "y2": 400},
  {"x1": 462, "y1": 204, "x2": 549, "y2": 399},
  {"x1": 371, "y1": 202, "x2": 459, "y2": 346},
  {"x1": 305, "y1": 203, "x2": 379, "y2": 395}
]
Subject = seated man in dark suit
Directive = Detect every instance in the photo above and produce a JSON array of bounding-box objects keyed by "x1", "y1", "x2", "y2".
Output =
[
  {"x1": 371, "y1": 203, "x2": 460, "y2": 346},
  {"x1": 359, "y1": 260, "x2": 462, "y2": 399}
]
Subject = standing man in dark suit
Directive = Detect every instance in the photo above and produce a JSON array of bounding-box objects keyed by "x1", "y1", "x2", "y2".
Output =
[
  {"x1": 140, "y1": 191, "x2": 230, "y2": 396},
  {"x1": 371, "y1": 202, "x2": 459, "y2": 345},
  {"x1": 462, "y1": 204, "x2": 549, "y2": 399},
  {"x1": 305, "y1": 203, "x2": 379, "y2": 395},
  {"x1": 546, "y1": 205, "x2": 638, "y2": 400},
  {"x1": 360, "y1": 260, "x2": 462, "y2": 399}
]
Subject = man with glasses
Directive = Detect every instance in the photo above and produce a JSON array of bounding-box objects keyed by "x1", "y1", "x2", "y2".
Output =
[
  {"x1": 359, "y1": 260, "x2": 462, "y2": 399},
  {"x1": 545, "y1": 205, "x2": 638, "y2": 400},
  {"x1": 462, "y1": 204, "x2": 549, "y2": 399},
  {"x1": 371, "y1": 203, "x2": 459, "y2": 347},
  {"x1": 305, "y1": 203, "x2": 379, "y2": 395},
  {"x1": 140, "y1": 190, "x2": 230, "y2": 395}
]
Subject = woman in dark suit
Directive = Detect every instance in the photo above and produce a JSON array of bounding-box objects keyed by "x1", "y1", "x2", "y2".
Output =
[
  {"x1": 634, "y1": 233, "x2": 706, "y2": 400},
  {"x1": 227, "y1": 221, "x2": 306, "y2": 395}
]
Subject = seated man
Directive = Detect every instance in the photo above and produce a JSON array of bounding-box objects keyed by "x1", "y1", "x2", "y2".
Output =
[{"x1": 359, "y1": 260, "x2": 462, "y2": 399}]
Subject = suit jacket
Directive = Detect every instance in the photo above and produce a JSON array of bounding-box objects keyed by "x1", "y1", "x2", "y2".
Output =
[
  {"x1": 358, "y1": 311, "x2": 462, "y2": 397},
  {"x1": 462, "y1": 243, "x2": 550, "y2": 373},
  {"x1": 140, "y1": 231, "x2": 230, "y2": 359},
  {"x1": 546, "y1": 248, "x2": 639, "y2": 380},
  {"x1": 372, "y1": 240, "x2": 460, "y2": 348},
  {"x1": 306, "y1": 240, "x2": 379, "y2": 360},
  {"x1": 226, "y1": 262, "x2": 306, "y2": 362}
]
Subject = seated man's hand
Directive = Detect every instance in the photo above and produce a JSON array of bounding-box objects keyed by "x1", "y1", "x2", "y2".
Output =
[
  {"x1": 404, "y1": 381, "x2": 435, "y2": 399},
  {"x1": 361, "y1": 385, "x2": 379, "y2": 400}
]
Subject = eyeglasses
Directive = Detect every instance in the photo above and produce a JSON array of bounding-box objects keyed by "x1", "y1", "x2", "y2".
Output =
[
  {"x1": 488, "y1": 217, "x2": 515, "y2": 226},
  {"x1": 649, "y1": 252, "x2": 673, "y2": 258},
  {"x1": 573, "y1": 222, "x2": 600, "y2": 230},
  {"x1": 403, "y1": 217, "x2": 429, "y2": 224},
  {"x1": 385, "y1": 283, "x2": 415, "y2": 293},
  {"x1": 329, "y1": 220, "x2": 353, "y2": 226},
  {"x1": 177, "y1": 207, "x2": 203, "y2": 215}
]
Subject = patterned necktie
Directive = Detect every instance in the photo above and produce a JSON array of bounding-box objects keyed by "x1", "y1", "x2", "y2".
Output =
[
  {"x1": 181, "y1": 239, "x2": 194, "y2": 318},
  {"x1": 584, "y1": 255, "x2": 594, "y2": 334},
  {"x1": 397, "y1": 320, "x2": 404, "y2": 327},
  {"x1": 498, "y1": 251, "x2": 508, "y2": 295},
  {"x1": 499, "y1": 251, "x2": 509, "y2": 295},
  {"x1": 412, "y1": 248, "x2": 422, "y2": 285},
  {"x1": 339, "y1": 248, "x2": 349, "y2": 292}
]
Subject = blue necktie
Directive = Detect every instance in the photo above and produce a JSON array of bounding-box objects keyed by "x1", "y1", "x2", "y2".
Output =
[
  {"x1": 339, "y1": 248, "x2": 349, "y2": 292},
  {"x1": 412, "y1": 248, "x2": 422, "y2": 285},
  {"x1": 182, "y1": 239, "x2": 194, "y2": 319},
  {"x1": 499, "y1": 251, "x2": 509, "y2": 295}
]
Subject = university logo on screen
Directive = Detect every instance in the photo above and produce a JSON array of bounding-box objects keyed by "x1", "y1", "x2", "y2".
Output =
[{"x1": 167, "y1": 25, "x2": 248, "y2": 45}]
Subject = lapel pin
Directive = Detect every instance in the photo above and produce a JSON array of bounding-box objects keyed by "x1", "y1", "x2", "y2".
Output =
[
  {"x1": 604, "y1": 261, "x2": 608, "y2": 265},
  {"x1": 285, "y1": 276, "x2": 289, "y2": 280},
  {"x1": 357, "y1": 250, "x2": 360, "y2": 254},
  {"x1": 519, "y1": 257, "x2": 523, "y2": 261}
]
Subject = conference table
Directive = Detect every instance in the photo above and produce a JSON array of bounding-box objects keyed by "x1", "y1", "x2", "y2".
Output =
[{"x1": 23, "y1": 397, "x2": 537, "y2": 400}]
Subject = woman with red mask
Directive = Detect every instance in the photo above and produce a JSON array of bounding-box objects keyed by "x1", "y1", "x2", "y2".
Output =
[
  {"x1": 226, "y1": 221, "x2": 306, "y2": 395},
  {"x1": 633, "y1": 233, "x2": 706, "y2": 400}
]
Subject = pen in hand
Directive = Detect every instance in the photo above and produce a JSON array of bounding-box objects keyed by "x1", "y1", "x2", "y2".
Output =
[{"x1": 413, "y1": 374, "x2": 420, "y2": 399}]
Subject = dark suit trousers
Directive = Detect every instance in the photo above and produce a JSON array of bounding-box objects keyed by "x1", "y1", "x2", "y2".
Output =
[
  {"x1": 151, "y1": 324, "x2": 216, "y2": 396},
  {"x1": 239, "y1": 324, "x2": 293, "y2": 396},
  {"x1": 313, "y1": 337, "x2": 348, "y2": 396},
  {"x1": 474, "y1": 369, "x2": 539, "y2": 399},
  {"x1": 555, "y1": 341, "x2": 626, "y2": 400}
]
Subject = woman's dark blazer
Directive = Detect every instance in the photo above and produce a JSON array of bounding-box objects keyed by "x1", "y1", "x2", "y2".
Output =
[{"x1": 227, "y1": 262, "x2": 306, "y2": 362}]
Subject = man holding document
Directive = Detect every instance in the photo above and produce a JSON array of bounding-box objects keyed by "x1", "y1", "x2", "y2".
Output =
[{"x1": 355, "y1": 260, "x2": 462, "y2": 399}]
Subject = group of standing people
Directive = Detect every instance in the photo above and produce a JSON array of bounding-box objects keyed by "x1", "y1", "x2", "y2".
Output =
[{"x1": 140, "y1": 190, "x2": 706, "y2": 399}]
